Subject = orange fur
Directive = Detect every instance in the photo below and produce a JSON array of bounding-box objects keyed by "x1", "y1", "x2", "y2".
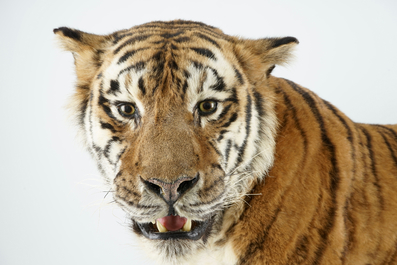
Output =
[{"x1": 55, "y1": 21, "x2": 397, "y2": 264}]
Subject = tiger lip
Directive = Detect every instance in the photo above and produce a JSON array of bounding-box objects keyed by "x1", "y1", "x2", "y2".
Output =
[{"x1": 136, "y1": 216, "x2": 214, "y2": 241}]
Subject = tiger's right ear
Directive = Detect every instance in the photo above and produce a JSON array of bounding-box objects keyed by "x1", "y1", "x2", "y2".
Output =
[
  {"x1": 234, "y1": 36, "x2": 298, "y2": 83},
  {"x1": 54, "y1": 27, "x2": 112, "y2": 88}
]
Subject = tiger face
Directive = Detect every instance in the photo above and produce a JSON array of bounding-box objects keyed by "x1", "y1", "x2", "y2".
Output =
[{"x1": 55, "y1": 20, "x2": 297, "y2": 263}]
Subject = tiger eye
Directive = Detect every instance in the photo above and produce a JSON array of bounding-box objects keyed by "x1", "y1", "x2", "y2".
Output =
[
  {"x1": 198, "y1": 100, "x2": 217, "y2": 115},
  {"x1": 118, "y1": 104, "x2": 135, "y2": 117}
]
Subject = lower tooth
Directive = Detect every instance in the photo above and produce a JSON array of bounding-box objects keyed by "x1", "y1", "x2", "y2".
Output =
[
  {"x1": 182, "y1": 219, "x2": 192, "y2": 232},
  {"x1": 156, "y1": 221, "x2": 168, "y2": 233}
]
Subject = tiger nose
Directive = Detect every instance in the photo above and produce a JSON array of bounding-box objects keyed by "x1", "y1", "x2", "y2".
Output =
[{"x1": 142, "y1": 175, "x2": 199, "y2": 203}]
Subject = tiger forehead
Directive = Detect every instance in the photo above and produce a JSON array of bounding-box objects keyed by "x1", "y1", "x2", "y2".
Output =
[
  {"x1": 110, "y1": 28, "x2": 232, "y2": 70},
  {"x1": 112, "y1": 20, "x2": 228, "y2": 49},
  {"x1": 102, "y1": 26, "x2": 241, "y2": 97}
]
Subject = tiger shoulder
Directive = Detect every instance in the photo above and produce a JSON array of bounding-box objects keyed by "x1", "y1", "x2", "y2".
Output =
[{"x1": 54, "y1": 20, "x2": 397, "y2": 265}]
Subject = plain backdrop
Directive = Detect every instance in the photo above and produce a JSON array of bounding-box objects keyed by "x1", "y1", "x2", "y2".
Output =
[{"x1": 0, "y1": 0, "x2": 396, "y2": 264}]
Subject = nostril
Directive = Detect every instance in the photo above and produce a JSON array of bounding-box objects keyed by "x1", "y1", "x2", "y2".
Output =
[
  {"x1": 141, "y1": 177, "x2": 162, "y2": 196},
  {"x1": 177, "y1": 174, "x2": 199, "y2": 196}
]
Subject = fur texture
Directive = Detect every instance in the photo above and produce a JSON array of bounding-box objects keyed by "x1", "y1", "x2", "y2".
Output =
[{"x1": 55, "y1": 20, "x2": 397, "y2": 264}]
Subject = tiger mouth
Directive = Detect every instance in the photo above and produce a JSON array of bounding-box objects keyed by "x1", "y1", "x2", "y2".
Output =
[{"x1": 136, "y1": 215, "x2": 214, "y2": 240}]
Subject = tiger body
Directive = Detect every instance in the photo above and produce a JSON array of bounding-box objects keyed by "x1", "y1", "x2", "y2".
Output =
[{"x1": 54, "y1": 20, "x2": 397, "y2": 264}]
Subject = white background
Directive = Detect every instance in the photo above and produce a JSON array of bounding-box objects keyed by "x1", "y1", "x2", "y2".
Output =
[{"x1": 0, "y1": 0, "x2": 396, "y2": 264}]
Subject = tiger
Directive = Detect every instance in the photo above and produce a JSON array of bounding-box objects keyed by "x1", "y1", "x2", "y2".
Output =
[{"x1": 54, "y1": 20, "x2": 397, "y2": 265}]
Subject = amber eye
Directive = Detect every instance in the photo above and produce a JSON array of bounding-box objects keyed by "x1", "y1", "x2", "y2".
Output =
[
  {"x1": 198, "y1": 100, "x2": 217, "y2": 115},
  {"x1": 118, "y1": 103, "x2": 136, "y2": 117}
]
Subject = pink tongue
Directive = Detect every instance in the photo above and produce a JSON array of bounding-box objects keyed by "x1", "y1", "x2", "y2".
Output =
[{"x1": 158, "y1": 215, "x2": 187, "y2": 231}]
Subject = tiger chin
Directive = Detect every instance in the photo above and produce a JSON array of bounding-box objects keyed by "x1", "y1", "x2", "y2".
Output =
[{"x1": 55, "y1": 20, "x2": 397, "y2": 265}]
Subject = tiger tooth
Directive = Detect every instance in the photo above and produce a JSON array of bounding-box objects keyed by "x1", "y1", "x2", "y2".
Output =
[
  {"x1": 156, "y1": 220, "x2": 168, "y2": 233},
  {"x1": 182, "y1": 218, "x2": 192, "y2": 232}
]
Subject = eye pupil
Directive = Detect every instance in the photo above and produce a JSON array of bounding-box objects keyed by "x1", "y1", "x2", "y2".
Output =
[{"x1": 202, "y1": 102, "x2": 213, "y2": 111}]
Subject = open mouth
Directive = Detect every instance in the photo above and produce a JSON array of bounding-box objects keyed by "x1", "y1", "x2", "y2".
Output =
[{"x1": 136, "y1": 215, "x2": 214, "y2": 240}]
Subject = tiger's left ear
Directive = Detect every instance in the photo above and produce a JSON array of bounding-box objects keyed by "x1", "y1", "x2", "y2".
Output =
[
  {"x1": 54, "y1": 27, "x2": 113, "y2": 89},
  {"x1": 234, "y1": 37, "x2": 298, "y2": 82}
]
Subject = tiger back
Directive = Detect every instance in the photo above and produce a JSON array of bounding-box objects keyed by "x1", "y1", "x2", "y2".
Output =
[{"x1": 54, "y1": 20, "x2": 397, "y2": 265}]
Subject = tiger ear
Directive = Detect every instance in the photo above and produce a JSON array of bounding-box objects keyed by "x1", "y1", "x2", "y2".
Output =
[
  {"x1": 54, "y1": 27, "x2": 112, "y2": 89},
  {"x1": 234, "y1": 37, "x2": 298, "y2": 82}
]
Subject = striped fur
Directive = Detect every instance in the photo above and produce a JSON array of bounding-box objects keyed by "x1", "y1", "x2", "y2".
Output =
[{"x1": 55, "y1": 21, "x2": 397, "y2": 264}]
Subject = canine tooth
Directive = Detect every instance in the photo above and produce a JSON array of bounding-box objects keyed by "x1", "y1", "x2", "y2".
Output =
[
  {"x1": 182, "y1": 218, "x2": 192, "y2": 232},
  {"x1": 151, "y1": 220, "x2": 155, "y2": 224},
  {"x1": 156, "y1": 220, "x2": 168, "y2": 232}
]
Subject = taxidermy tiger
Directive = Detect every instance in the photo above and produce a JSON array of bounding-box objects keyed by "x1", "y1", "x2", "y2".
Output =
[{"x1": 54, "y1": 20, "x2": 397, "y2": 265}]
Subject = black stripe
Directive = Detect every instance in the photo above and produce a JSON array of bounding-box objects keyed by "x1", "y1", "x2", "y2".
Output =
[
  {"x1": 112, "y1": 32, "x2": 133, "y2": 45},
  {"x1": 161, "y1": 31, "x2": 184, "y2": 38},
  {"x1": 192, "y1": 61, "x2": 203, "y2": 69},
  {"x1": 138, "y1": 76, "x2": 146, "y2": 95},
  {"x1": 113, "y1": 35, "x2": 151, "y2": 54},
  {"x1": 234, "y1": 67, "x2": 244, "y2": 85},
  {"x1": 323, "y1": 100, "x2": 353, "y2": 142},
  {"x1": 284, "y1": 79, "x2": 339, "y2": 264},
  {"x1": 387, "y1": 239, "x2": 397, "y2": 264},
  {"x1": 76, "y1": 84, "x2": 90, "y2": 90},
  {"x1": 78, "y1": 97, "x2": 88, "y2": 128},
  {"x1": 224, "y1": 139, "x2": 232, "y2": 166},
  {"x1": 168, "y1": 59, "x2": 179, "y2": 71},
  {"x1": 186, "y1": 189, "x2": 226, "y2": 209},
  {"x1": 223, "y1": 87, "x2": 239, "y2": 104},
  {"x1": 104, "y1": 136, "x2": 122, "y2": 165},
  {"x1": 190, "y1": 47, "x2": 216, "y2": 60},
  {"x1": 200, "y1": 175, "x2": 224, "y2": 194},
  {"x1": 377, "y1": 125, "x2": 397, "y2": 141},
  {"x1": 377, "y1": 128, "x2": 397, "y2": 171},
  {"x1": 118, "y1": 61, "x2": 146, "y2": 77},
  {"x1": 209, "y1": 68, "x2": 226, "y2": 92},
  {"x1": 151, "y1": 51, "x2": 165, "y2": 80},
  {"x1": 208, "y1": 140, "x2": 222, "y2": 156},
  {"x1": 194, "y1": 32, "x2": 221, "y2": 49},
  {"x1": 92, "y1": 49, "x2": 104, "y2": 68},
  {"x1": 217, "y1": 104, "x2": 232, "y2": 121},
  {"x1": 238, "y1": 207, "x2": 281, "y2": 264},
  {"x1": 107, "y1": 80, "x2": 120, "y2": 95},
  {"x1": 98, "y1": 90, "x2": 117, "y2": 120},
  {"x1": 221, "y1": 112, "x2": 238, "y2": 128},
  {"x1": 361, "y1": 126, "x2": 384, "y2": 210},
  {"x1": 182, "y1": 80, "x2": 188, "y2": 97},
  {"x1": 100, "y1": 121, "x2": 118, "y2": 133},
  {"x1": 236, "y1": 94, "x2": 252, "y2": 166},
  {"x1": 118, "y1": 47, "x2": 148, "y2": 64},
  {"x1": 253, "y1": 91, "x2": 265, "y2": 118},
  {"x1": 183, "y1": 70, "x2": 191, "y2": 79},
  {"x1": 217, "y1": 130, "x2": 229, "y2": 142},
  {"x1": 115, "y1": 146, "x2": 127, "y2": 167},
  {"x1": 290, "y1": 235, "x2": 309, "y2": 262},
  {"x1": 173, "y1": 36, "x2": 190, "y2": 43}
]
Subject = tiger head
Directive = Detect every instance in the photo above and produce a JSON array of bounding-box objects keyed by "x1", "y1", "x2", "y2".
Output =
[{"x1": 55, "y1": 20, "x2": 297, "y2": 263}]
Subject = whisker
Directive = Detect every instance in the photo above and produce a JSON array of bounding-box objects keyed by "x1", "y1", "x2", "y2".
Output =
[{"x1": 104, "y1": 189, "x2": 115, "y2": 198}]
